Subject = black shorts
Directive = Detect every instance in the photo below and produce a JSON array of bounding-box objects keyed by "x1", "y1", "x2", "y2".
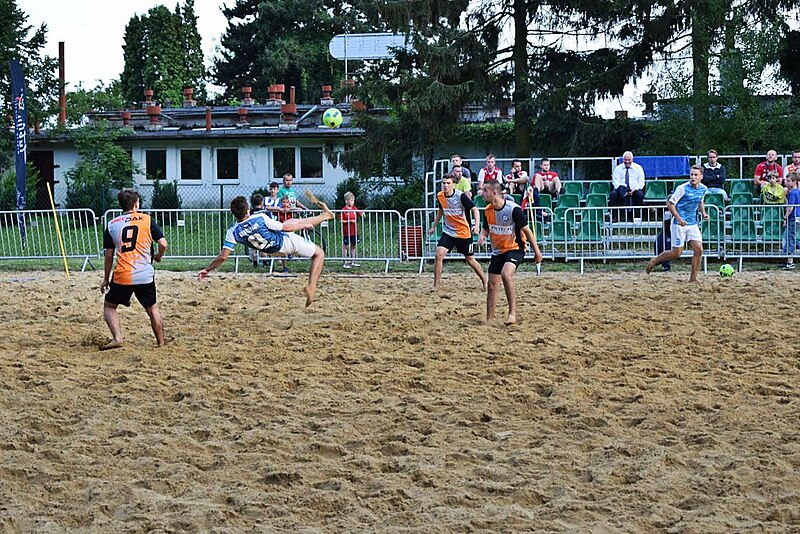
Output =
[
  {"x1": 343, "y1": 235, "x2": 360, "y2": 246},
  {"x1": 488, "y1": 249, "x2": 525, "y2": 275},
  {"x1": 437, "y1": 233, "x2": 474, "y2": 256},
  {"x1": 105, "y1": 281, "x2": 157, "y2": 309}
]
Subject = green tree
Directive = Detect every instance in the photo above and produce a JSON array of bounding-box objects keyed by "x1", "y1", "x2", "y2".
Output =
[
  {"x1": 0, "y1": 0, "x2": 58, "y2": 167},
  {"x1": 121, "y1": 0, "x2": 206, "y2": 106},
  {"x1": 65, "y1": 80, "x2": 127, "y2": 126},
  {"x1": 64, "y1": 123, "x2": 138, "y2": 216},
  {"x1": 212, "y1": 0, "x2": 373, "y2": 103}
]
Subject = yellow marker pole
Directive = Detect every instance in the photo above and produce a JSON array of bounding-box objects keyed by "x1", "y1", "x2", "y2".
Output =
[
  {"x1": 46, "y1": 182, "x2": 70, "y2": 278},
  {"x1": 528, "y1": 194, "x2": 541, "y2": 275}
]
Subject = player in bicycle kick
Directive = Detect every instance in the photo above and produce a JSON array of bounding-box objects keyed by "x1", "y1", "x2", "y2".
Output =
[{"x1": 198, "y1": 195, "x2": 334, "y2": 306}]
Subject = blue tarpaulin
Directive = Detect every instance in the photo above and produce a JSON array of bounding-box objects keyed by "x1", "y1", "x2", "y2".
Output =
[{"x1": 617, "y1": 156, "x2": 690, "y2": 178}]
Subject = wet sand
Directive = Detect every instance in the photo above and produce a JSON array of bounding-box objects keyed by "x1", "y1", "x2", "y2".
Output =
[{"x1": 1, "y1": 270, "x2": 799, "y2": 532}]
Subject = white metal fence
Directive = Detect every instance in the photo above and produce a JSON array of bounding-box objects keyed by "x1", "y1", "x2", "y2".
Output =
[
  {"x1": 0, "y1": 209, "x2": 98, "y2": 270},
  {"x1": 2, "y1": 203, "x2": 798, "y2": 273}
]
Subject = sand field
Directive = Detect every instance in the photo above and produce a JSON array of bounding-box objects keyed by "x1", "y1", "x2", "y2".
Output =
[{"x1": 0, "y1": 269, "x2": 799, "y2": 532}]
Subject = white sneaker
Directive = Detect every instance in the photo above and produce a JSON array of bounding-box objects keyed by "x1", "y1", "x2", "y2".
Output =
[
  {"x1": 351, "y1": 262, "x2": 361, "y2": 267},
  {"x1": 343, "y1": 262, "x2": 351, "y2": 269}
]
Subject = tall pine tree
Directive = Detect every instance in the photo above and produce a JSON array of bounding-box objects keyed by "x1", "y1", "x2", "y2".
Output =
[{"x1": 120, "y1": 0, "x2": 206, "y2": 106}]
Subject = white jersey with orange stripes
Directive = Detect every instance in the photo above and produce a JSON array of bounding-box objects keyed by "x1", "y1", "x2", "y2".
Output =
[
  {"x1": 436, "y1": 190, "x2": 474, "y2": 239},
  {"x1": 104, "y1": 212, "x2": 164, "y2": 285}
]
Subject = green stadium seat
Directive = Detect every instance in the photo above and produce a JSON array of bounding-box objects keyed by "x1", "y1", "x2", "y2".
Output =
[
  {"x1": 563, "y1": 181, "x2": 585, "y2": 200},
  {"x1": 731, "y1": 180, "x2": 753, "y2": 195},
  {"x1": 553, "y1": 206, "x2": 577, "y2": 224},
  {"x1": 589, "y1": 181, "x2": 611, "y2": 198},
  {"x1": 511, "y1": 194, "x2": 522, "y2": 205},
  {"x1": 732, "y1": 220, "x2": 757, "y2": 241},
  {"x1": 550, "y1": 219, "x2": 572, "y2": 241},
  {"x1": 585, "y1": 193, "x2": 608, "y2": 208},
  {"x1": 762, "y1": 220, "x2": 784, "y2": 241},
  {"x1": 644, "y1": 180, "x2": 668, "y2": 201},
  {"x1": 760, "y1": 205, "x2": 784, "y2": 222},
  {"x1": 669, "y1": 180, "x2": 684, "y2": 194},
  {"x1": 537, "y1": 193, "x2": 552, "y2": 209},
  {"x1": 731, "y1": 206, "x2": 754, "y2": 222},
  {"x1": 701, "y1": 218, "x2": 722, "y2": 242},
  {"x1": 556, "y1": 193, "x2": 580, "y2": 209},
  {"x1": 576, "y1": 219, "x2": 602, "y2": 242},
  {"x1": 731, "y1": 192, "x2": 753, "y2": 205},
  {"x1": 704, "y1": 193, "x2": 725, "y2": 209},
  {"x1": 474, "y1": 195, "x2": 486, "y2": 208}
]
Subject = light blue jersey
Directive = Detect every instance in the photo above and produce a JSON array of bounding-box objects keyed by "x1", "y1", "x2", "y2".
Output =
[
  {"x1": 669, "y1": 182, "x2": 707, "y2": 224},
  {"x1": 223, "y1": 213, "x2": 285, "y2": 253}
]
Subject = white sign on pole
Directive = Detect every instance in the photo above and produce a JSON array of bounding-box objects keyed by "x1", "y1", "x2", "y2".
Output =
[{"x1": 328, "y1": 33, "x2": 411, "y2": 61}]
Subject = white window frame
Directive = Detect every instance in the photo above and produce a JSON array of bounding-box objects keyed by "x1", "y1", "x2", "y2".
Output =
[
  {"x1": 271, "y1": 145, "x2": 325, "y2": 184},
  {"x1": 178, "y1": 147, "x2": 204, "y2": 183}
]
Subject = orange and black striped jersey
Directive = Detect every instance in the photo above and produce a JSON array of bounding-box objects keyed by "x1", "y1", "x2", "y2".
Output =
[
  {"x1": 483, "y1": 199, "x2": 527, "y2": 254},
  {"x1": 104, "y1": 212, "x2": 164, "y2": 285},
  {"x1": 436, "y1": 190, "x2": 474, "y2": 239}
]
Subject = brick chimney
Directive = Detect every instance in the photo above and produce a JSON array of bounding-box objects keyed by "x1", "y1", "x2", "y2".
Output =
[
  {"x1": 267, "y1": 84, "x2": 285, "y2": 105},
  {"x1": 120, "y1": 110, "x2": 131, "y2": 126},
  {"x1": 205, "y1": 106, "x2": 212, "y2": 131},
  {"x1": 237, "y1": 106, "x2": 250, "y2": 128},
  {"x1": 183, "y1": 87, "x2": 196, "y2": 107},
  {"x1": 242, "y1": 86, "x2": 254, "y2": 106},
  {"x1": 321, "y1": 84, "x2": 334, "y2": 106},
  {"x1": 143, "y1": 89, "x2": 154, "y2": 109},
  {"x1": 279, "y1": 86, "x2": 298, "y2": 130},
  {"x1": 145, "y1": 104, "x2": 162, "y2": 131}
]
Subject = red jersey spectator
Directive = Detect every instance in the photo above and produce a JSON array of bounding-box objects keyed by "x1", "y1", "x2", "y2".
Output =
[
  {"x1": 477, "y1": 154, "x2": 503, "y2": 194},
  {"x1": 340, "y1": 191, "x2": 365, "y2": 268},
  {"x1": 754, "y1": 149, "x2": 784, "y2": 192}
]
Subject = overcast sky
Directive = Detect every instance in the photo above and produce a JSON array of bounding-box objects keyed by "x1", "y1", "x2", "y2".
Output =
[
  {"x1": 18, "y1": 0, "x2": 228, "y2": 90},
  {"x1": 16, "y1": 0, "x2": 640, "y2": 117}
]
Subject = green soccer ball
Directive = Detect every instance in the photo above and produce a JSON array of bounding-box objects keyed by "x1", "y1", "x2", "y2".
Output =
[
  {"x1": 719, "y1": 263, "x2": 735, "y2": 277},
  {"x1": 322, "y1": 107, "x2": 343, "y2": 128}
]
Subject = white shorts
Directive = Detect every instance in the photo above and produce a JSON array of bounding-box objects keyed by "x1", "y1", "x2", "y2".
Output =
[
  {"x1": 671, "y1": 222, "x2": 702, "y2": 248},
  {"x1": 278, "y1": 232, "x2": 317, "y2": 257}
]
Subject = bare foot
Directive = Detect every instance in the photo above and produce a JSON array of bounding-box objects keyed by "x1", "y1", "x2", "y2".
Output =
[
  {"x1": 645, "y1": 259, "x2": 656, "y2": 274},
  {"x1": 505, "y1": 314, "x2": 517, "y2": 326},
  {"x1": 303, "y1": 286, "x2": 315, "y2": 307},
  {"x1": 101, "y1": 339, "x2": 124, "y2": 351},
  {"x1": 481, "y1": 278, "x2": 487, "y2": 292},
  {"x1": 317, "y1": 201, "x2": 334, "y2": 220},
  {"x1": 156, "y1": 342, "x2": 166, "y2": 348},
  {"x1": 688, "y1": 277, "x2": 698, "y2": 283}
]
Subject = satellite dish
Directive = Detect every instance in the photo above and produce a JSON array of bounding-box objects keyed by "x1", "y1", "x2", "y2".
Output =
[{"x1": 328, "y1": 33, "x2": 411, "y2": 61}]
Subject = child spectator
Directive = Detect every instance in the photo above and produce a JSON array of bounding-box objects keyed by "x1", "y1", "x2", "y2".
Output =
[
  {"x1": 249, "y1": 193, "x2": 268, "y2": 266},
  {"x1": 341, "y1": 191, "x2": 365, "y2": 268},
  {"x1": 783, "y1": 173, "x2": 800, "y2": 269},
  {"x1": 761, "y1": 171, "x2": 786, "y2": 205},
  {"x1": 263, "y1": 182, "x2": 282, "y2": 219},
  {"x1": 278, "y1": 173, "x2": 309, "y2": 222}
]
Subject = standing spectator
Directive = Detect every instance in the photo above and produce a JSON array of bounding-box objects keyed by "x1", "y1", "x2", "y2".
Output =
[
  {"x1": 785, "y1": 150, "x2": 800, "y2": 176},
  {"x1": 452, "y1": 165, "x2": 473, "y2": 199},
  {"x1": 646, "y1": 165, "x2": 709, "y2": 282},
  {"x1": 429, "y1": 174, "x2": 486, "y2": 290},
  {"x1": 341, "y1": 191, "x2": 365, "y2": 269},
  {"x1": 100, "y1": 189, "x2": 168, "y2": 350},
  {"x1": 451, "y1": 154, "x2": 471, "y2": 181},
  {"x1": 277, "y1": 173, "x2": 309, "y2": 222},
  {"x1": 477, "y1": 154, "x2": 503, "y2": 195},
  {"x1": 783, "y1": 173, "x2": 800, "y2": 269},
  {"x1": 477, "y1": 181, "x2": 543, "y2": 325},
  {"x1": 754, "y1": 149, "x2": 783, "y2": 193},
  {"x1": 504, "y1": 159, "x2": 530, "y2": 196},
  {"x1": 263, "y1": 182, "x2": 282, "y2": 219},
  {"x1": 702, "y1": 149, "x2": 728, "y2": 200},
  {"x1": 610, "y1": 151, "x2": 646, "y2": 219},
  {"x1": 533, "y1": 158, "x2": 561, "y2": 198}
]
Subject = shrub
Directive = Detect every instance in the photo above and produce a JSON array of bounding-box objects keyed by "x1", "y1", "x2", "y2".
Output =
[
  {"x1": 368, "y1": 177, "x2": 424, "y2": 214},
  {"x1": 0, "y1": 165, "x2": 38, "y2": 212},
  {"x1": 151, "y1": 179, "x2": 182, "y2": 226},
  {"x1": 335, "y1": 176, "x2": 369, "y2": 209}
]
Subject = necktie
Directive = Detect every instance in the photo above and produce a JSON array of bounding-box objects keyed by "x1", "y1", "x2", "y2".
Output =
[{"x1": 625, "y1": 167, "x2": 630, "y2": 189}]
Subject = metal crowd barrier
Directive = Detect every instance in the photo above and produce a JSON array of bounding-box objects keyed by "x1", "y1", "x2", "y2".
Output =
[
  {"x1": 403, "y1": 206, "x2": 556, "y2": 273},
  {"x1": 104, "y1": 208, "x2": 405, "y2": 272},
  {"x1": 723, "y1": 204, "x2": 800, "y2": 270},
  {"x1": 559, "y1": 205, "x2": 723, "y2": 273},
  {"x1": 0, "y1": 209, "x2": 99, "y2": 271}
]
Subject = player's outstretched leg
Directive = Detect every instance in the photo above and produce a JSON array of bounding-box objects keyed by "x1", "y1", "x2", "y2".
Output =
[
  {"x1": 146, "y1": 304, "x2": 166, "y2": 347},
  {"x1": 304, "y1": 245, "x2": 326, "y2": 307},
  {"x1": 688, "y1": 241, "x2": 703, "y2": 282},
  {"x1": 101, "y1": 302, "x2": 124, "y2": 350},
  {"x1": 647, "y1": 248, "x2": 681, "y2": 274},
  {"x1": 486, "y1": 274, "x2": 500, "y2": 322}
]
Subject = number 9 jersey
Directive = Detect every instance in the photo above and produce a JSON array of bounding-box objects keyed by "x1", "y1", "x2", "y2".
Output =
[{"x1": 104, "y1": 212, "x2": 164, "y2": 285}]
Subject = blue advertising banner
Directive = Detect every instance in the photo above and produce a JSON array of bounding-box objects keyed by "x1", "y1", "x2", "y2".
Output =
[{"x1": 10, "y1": 59, "x2": 27, "y2": 247}]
